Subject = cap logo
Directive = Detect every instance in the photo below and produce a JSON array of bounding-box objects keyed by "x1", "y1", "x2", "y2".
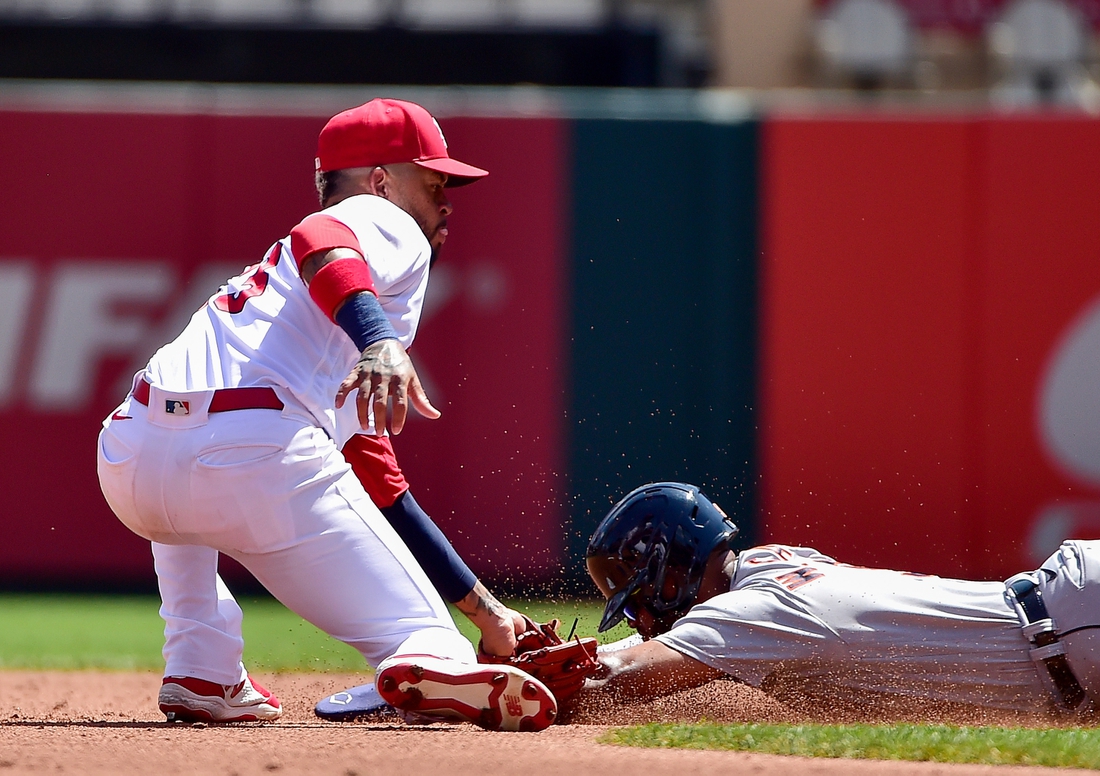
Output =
[{"x1": 431, "y1": 117, "x2": 448, "y2": 149}]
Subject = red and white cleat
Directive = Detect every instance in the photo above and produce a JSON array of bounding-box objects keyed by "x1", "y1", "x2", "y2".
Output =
[
  {"x1": 375, "y1": 656, "x2": 557, "y2": 732},
  {"x1": 158, "y1": 675, "x2": 282, "y2": 722}
]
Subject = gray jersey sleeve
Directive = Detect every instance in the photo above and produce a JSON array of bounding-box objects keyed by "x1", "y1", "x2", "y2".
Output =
[{"x1": 655, "y1": 545, "x2": 843, "y2": 687}]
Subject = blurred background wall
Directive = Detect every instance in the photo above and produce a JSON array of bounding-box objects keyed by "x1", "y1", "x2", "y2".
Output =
[{"x1": 2, "y1": 0, "x2": 1100, "y2": 592}]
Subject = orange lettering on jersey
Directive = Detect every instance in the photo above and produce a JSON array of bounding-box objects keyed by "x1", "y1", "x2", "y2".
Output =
[
  {"x1": 745, "y1": 545, "x2": 794, "y2": 564},
  {"x1": 776, "y1": 567, "x2": 825, "y2": 591}
]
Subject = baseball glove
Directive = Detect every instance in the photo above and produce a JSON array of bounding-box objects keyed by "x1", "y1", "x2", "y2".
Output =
[{"x1": 477, "y1": 617, "x2": 600, "y2": 703}]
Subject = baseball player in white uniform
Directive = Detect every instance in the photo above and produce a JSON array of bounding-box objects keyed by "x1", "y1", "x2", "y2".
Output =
[
  {"x1": 580, "y1": 482, "x2": 1100, "y2": 719},
  {"x1": 96, "y1": 98, "x2": 558, "y2": 732}
]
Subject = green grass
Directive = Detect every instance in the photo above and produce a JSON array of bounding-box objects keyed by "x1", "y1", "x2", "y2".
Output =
[
  {"x1": 0, "y1": 594, "x2": 166, "y2": 670},
  {"x1": 0, "y1": 593, "x2": 630, "y2": 672},
  {"x1": 605, "y1": 722, "x2": 1100, "y2": 769}
]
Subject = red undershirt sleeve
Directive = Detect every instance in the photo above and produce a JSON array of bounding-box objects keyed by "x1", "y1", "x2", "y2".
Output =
[{"x1": 342, "y1": 433, "x2": 410, "y2": 508}]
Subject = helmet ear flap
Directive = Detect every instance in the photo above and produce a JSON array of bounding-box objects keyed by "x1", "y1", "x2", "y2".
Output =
[
  {"x1": 654, "y1": 524, "x2": 695, "y2": 604},
  {"x1": 644, "y1": 538, "x2": 667, "y2": 593}
]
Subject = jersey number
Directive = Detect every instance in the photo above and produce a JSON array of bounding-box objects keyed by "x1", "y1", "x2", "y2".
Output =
[{"x1": 213, "y1": 243, "x2": 281, "y2": 314}]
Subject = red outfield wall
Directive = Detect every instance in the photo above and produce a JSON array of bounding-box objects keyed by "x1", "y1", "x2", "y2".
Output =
[
  {"x1": 759, "y1": 114, "x2": 1100, "y2": 579},
  {"x1": 0, "y1": 105, "x2": 568, "y2": 587}
]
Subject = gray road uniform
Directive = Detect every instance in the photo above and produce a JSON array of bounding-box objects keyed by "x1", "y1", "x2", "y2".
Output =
[{"x1": 654, "y1": 541, "x2": 1100, "y2": 716}]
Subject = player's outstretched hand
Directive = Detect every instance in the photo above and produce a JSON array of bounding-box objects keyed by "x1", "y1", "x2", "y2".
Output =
[{"x1": 335, "y1": 338, "x2": 441, "y2": 434}]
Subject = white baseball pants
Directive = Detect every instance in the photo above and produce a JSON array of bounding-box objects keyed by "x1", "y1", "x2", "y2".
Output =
[{"x1": 97, "y1": 385, "x2": 474, "y2": 685}]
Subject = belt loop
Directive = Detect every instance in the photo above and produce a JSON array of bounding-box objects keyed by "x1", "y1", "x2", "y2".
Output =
[{"x1": 144, "y1": 383, "x2": 213, "y2": 429}]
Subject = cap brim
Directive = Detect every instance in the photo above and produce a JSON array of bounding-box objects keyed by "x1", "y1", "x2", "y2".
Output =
[{"x1": 415, "y1": 157, "x2": 489, "y2": 187}]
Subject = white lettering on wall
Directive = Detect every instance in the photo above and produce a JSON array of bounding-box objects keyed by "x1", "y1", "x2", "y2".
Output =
[
  {"x1": 1039, "y1": 292, "x2": 1100, "y2": 484},
  {"x1": 1031, "y1": 292, "x2": 1100, "y2": 562},
  {"x1": 1, "y1": 258, "x2": 498, "y2": 412},
  {"x1": 30, "y1": 261, "x2": 173, "y2": 409},
  {"x1": 0, "y1": 262, "x2": 34, "y2": 407}
]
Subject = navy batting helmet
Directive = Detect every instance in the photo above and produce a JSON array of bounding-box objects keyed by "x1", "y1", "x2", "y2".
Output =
[{"x1": 586, "y1": 482, "x2": 738, "y2": 636}]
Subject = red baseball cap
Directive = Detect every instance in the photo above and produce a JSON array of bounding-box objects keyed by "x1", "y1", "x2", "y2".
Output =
[{"x1": 315, "y1": 98, "x2": 488, "y2": 186}]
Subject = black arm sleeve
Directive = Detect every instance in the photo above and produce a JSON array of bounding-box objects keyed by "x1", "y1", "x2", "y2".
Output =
[{"x1": 379, "y1": 489, "x2": 478, "y2": 604}]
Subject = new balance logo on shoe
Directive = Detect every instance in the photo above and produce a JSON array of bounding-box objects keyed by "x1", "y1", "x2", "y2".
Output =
[{"x1": 504, "y1": 694, "x2": 523, "y2": 717}]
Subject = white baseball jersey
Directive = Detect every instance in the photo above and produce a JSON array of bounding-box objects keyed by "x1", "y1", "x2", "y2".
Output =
[
  {"x1": 655, "y1": 544, "x2": 1051, "y2": 712},
  {"x1": 98, "y1": 191, "x2": 474, "y2": 682},
  {"x1": 145, "y1": 193, "x2": 430, "y2": 444}
]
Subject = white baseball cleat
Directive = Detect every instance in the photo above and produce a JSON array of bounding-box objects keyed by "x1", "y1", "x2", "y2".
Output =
[
  {"x1": 375, "y1": 656, "x2": 557, "y2": 732},
  {"x1": 158, "y1": 674, "x2": 282, "y2": 722}
]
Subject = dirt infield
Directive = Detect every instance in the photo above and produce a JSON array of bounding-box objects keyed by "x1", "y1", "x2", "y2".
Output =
[{"x1": 0, "y1": 671, "x2": 1082, "y2": 775}]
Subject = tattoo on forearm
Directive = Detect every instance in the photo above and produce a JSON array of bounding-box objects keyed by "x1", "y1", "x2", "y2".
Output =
[{"x1": 458, "y1": 592, "x2": 505, "y2": 620}]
